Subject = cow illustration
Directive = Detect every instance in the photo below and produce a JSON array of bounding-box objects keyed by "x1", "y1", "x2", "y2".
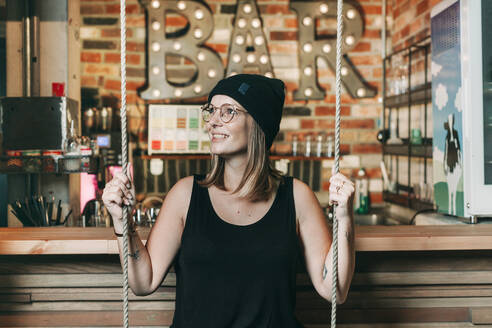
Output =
[{"x1": 443, "y1": 113, "x2": 462, "y2": 215}]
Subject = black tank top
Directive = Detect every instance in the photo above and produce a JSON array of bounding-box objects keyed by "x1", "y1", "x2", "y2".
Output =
[{"x1": 171, "y1": 175, "x2": 303, "y2": 328}]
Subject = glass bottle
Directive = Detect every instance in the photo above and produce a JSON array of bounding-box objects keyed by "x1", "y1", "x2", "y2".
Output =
[
  {"x1": 355, "y1": 168, "x2": 370, "y2": 214},
  {"x1": 64, "y1": 120, "x2": 81, "y2": 171},
  {"x1": 305, "y1": 135, "x2": 312, "y2": 157},
  {"x1": 292, "y1": 135, "x2": 299, "y2": 156},
  {"x1": 316, "y1": 134, "x2": 324, "y2": 157},
  {"x1": 325, "y1": 135, "x2": 334, "y2": 157}
]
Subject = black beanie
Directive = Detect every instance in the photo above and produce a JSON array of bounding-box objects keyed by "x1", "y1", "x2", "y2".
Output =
[{"x1": 208, "y1": 74, "x2": 285, "y2": 149}]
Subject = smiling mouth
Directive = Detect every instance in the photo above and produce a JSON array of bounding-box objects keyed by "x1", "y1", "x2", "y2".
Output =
[{"x1": 211, "y1": 133, "x2": 229, "y2": 140}]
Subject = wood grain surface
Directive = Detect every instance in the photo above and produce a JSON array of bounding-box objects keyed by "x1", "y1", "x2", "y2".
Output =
[{"x1": 1, "y1": 226, "x2": 492, "y2": 255}]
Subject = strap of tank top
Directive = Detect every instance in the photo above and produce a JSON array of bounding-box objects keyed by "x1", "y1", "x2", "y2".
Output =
[
  {"x1": 183, "y1": 175, "x2": 206, "y2": 230},
  {"x1": 282, "y1": 176, "x2": 296, "y2": 223}
]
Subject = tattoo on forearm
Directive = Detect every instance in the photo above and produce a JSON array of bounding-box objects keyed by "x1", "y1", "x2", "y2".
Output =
[
  {"x1": 129, "y1": 249, "x2": 140, "y2": 260},
  {"x1": 322, "y1": 265, "x2": 327, "y2": 280}
]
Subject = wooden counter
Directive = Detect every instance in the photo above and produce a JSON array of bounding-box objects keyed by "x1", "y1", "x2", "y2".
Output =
[
  {"x1": 1, "y1": 225, "x2": 492, "y2": 255},
  {"x1": 2, "y1": 227, "x2": 492, "y2": 327}
]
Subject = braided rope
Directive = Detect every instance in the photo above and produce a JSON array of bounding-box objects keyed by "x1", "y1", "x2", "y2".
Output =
[
  {"x1": 332, "y1": 0, "x2": 344, "y2": 327},
  {"x1": 116, "y1": 1, "x2": 343, "y2": 327},
  {"x1": 119, "y1": 0, "x2": 130, "y2": 327}
]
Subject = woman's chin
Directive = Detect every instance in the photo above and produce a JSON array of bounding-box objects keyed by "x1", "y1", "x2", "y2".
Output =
[{"x1": 210, "y1": 146, "x2": 246, "y2": 158}]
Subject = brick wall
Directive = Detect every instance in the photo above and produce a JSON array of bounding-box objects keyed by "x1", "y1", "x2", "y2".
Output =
[
  {"x1": 80, "y1": 0, "x2": 434, "y2": 204},
  {"x1": 387, "y1": 0, "x2": 441, "y2": 52}
]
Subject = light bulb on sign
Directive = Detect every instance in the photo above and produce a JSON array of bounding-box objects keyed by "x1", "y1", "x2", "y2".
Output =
[
  {"x1": 152, "y1": 66, "x2": 160, "y2": 75},
  {"x1": 243, "y1": 4, "x2": 252, "y2": 14},
  {"x1": 303, "y1": 43, "x2": 313, "y2": 53},
  {"x1": 153, "y1": 89, "x2": 161, "y2": 97},
  {"x1": 177, "y1": 1, "x2": 186, "y2": 10},
  {"x1": 194, "y1": 85, "x2": 202, "y2": 94},
  {"x1": 254, "y1": 36, "x2": 264, "y2": 46},
  {"x1": 320, "y1": 3, "x2": 329, "y2": 14},
  {"x1": 152, "y1": 21, "x2": 161, "y2": 31},
  {"x1": 151, "y1": 0, "x2": 160, "y2": 9},
  {"x1": 197, "y1": 52, "x2": 205, "y2": 62},
  {"x1": 193, "y1": 28, "x2": 203, "y2": 39},
  {"x1": 347, "y1": 9, "x2": 356, "y2": 19},
  {"x1": 304, "y1": 88, "x2": 313, "y2": 97},
  {"x1": 304, "y1": 66, "x2": 313, "y2": 76},
  {"x1": 152, "y1": 42, "x2": 160, "y2": 52},
  {"x1": 174, "y1": 89, "x2": 183, "y2": 97},
  {"x1": 341, "y1": 67, "x2": 348, "y2": 76},
  {"x1": 247, "y1": 54, "x2": 256, "y2": 63},
  {"x1": 235, "y1": 35, "x2": 245, "y2": 45},
  {"x1": 208, "y1": 69, "x2": 216, "y2": 78},
  {"x1": 302, "y1": 16, "x2": 312, "y2": 26},
  {"x1": 322, "y1": 44, "x2": 331, "y2": 54},
  {"x1": 194, "y1": 9, "x2": 204, "y2": 20},
  {"x1": 345, "y1": 35, "x2": 355, "y2": 46},
  {"x1": 251, "y1": 18, "x2": 261, "y2": 28},
  {"x1": 238, "y1": 18, "x2": 247, "y2": 28},
  {"x1": 173, "y1": 42, "x2": 182, "y2": 51},
  {"x1": 260, "y1": 55, "x2": 268, "y2": 64},
  {"x1": 356, "y1": 88, "x2": 366, "y2": 97},
  {"x1": 232, "y1": 54, "x2": 241, "y2": 63}
]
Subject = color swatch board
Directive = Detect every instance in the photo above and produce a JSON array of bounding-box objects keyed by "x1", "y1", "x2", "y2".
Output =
[{"x1": 148, "y1": 104, "x2": 210, "y2": 154}]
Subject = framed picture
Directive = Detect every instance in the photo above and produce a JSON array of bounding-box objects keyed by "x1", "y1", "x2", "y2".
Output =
[{"x1": 148, "y1": 104, "x2": 210, "y2": 154}]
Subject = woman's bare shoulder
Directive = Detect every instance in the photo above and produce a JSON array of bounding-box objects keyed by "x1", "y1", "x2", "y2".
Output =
[
  {"x1": 292, "y1": 177, "x2": 321, "y2": 220},
  {"x1": 167, "y1": 176, "x2": 195, "y2": 199}
]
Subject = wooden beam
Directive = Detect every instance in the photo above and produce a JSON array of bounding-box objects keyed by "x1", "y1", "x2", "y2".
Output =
[
  {"x1": 2, "y1": 226, "x2": 492, "y2": 255},
  {"x1": 0, "y1": 311, "x2": 175, "y2": 327},
  {"x1": 0, "y1": 273, "x2": 176, "y2": 288},
  {"x1": 472, "y1": 308, "x2": 492, "y2": 325}
]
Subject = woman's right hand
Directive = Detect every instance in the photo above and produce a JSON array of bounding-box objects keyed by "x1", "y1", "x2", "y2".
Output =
[{"x1": 102, "y1": 172, "x2": 136, "y2": 228}]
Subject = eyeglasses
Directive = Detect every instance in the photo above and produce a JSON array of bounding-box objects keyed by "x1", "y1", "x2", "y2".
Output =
[{"x1": 201, "y1": 103, "x2": 247, "y2": 123}]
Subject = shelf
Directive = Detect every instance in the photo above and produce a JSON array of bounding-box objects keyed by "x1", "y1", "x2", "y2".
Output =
[
  {"x1": 0, "y1": 155, "x2": 99, "y2": 174},
  {"x1": 383, "y1": 143, "x2": 432, "y2": 158},
  {"x1": 383, "y1": 191, "x2": 434, "y2": 211},
  {"x1": 141, "y1": 154, "x2": 210, "y2": 160},
  {"x1": 384, "y1": 83, "x2": 432, "y2": 108},
  {"x1": 141, "y1": 154, "x2": 340, "y2": 161}
]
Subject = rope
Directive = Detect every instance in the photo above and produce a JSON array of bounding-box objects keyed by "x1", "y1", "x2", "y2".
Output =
[
  {"x1": 115, "y1": 0, "x2": 343, "y2": 327},
  {"x1": 119, "y1": 0, "x2": 130, "y2": 327},
  {"x1": 332, "y1": 0, "x2": 344, "y2": 326}
]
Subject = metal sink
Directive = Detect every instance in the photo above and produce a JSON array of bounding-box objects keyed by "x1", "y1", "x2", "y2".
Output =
[
  {"x1": 354, "y1": 213, "x2": 405, "y2": 226},
  {"x1": 325, "y1": 206, "x2": 409, "y2": 226}
]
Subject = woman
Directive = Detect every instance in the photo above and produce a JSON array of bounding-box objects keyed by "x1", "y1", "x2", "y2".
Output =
[{"x1": 102, "y1": 74, "x2": 355, "y2": 327}]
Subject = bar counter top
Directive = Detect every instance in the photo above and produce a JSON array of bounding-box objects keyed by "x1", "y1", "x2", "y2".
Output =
[{"x1": 1, "y1": 225, "x2": 492, "y2": 254}]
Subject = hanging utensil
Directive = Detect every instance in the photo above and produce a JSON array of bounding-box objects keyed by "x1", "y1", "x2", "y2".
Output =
[{"x1": 55, "y1": 199, "x2": 62, "y2": 225}]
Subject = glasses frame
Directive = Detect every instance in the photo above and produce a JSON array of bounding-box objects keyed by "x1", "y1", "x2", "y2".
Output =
[{"x1": 201, "y1": 103, "x2": 247, "y2": 124}]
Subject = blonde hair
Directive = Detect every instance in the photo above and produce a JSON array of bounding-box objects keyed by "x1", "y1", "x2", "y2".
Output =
[{"x1": 199, "y1": 119, "x2": 283, "y2": 201}]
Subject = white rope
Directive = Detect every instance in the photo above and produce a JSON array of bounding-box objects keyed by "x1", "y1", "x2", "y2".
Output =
[
  {"x1": 119, "y1": 0, "x2": 130, "y2": 327},
  {"x1": 116, "y1": 1, "x2": 343, "y2": 327},
  {"x1": 332, "y1": 0, "x2": 344, "y2": 327}
]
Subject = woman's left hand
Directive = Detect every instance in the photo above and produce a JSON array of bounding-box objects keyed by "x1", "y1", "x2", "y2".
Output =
[{"x1": 329, "y1": 172, "x2": 355, "y2": 218}]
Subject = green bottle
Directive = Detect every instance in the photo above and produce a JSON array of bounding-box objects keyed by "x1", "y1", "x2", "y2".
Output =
[{"x1": 355, "y1": 168, "x2": 370, "y2": 214}]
